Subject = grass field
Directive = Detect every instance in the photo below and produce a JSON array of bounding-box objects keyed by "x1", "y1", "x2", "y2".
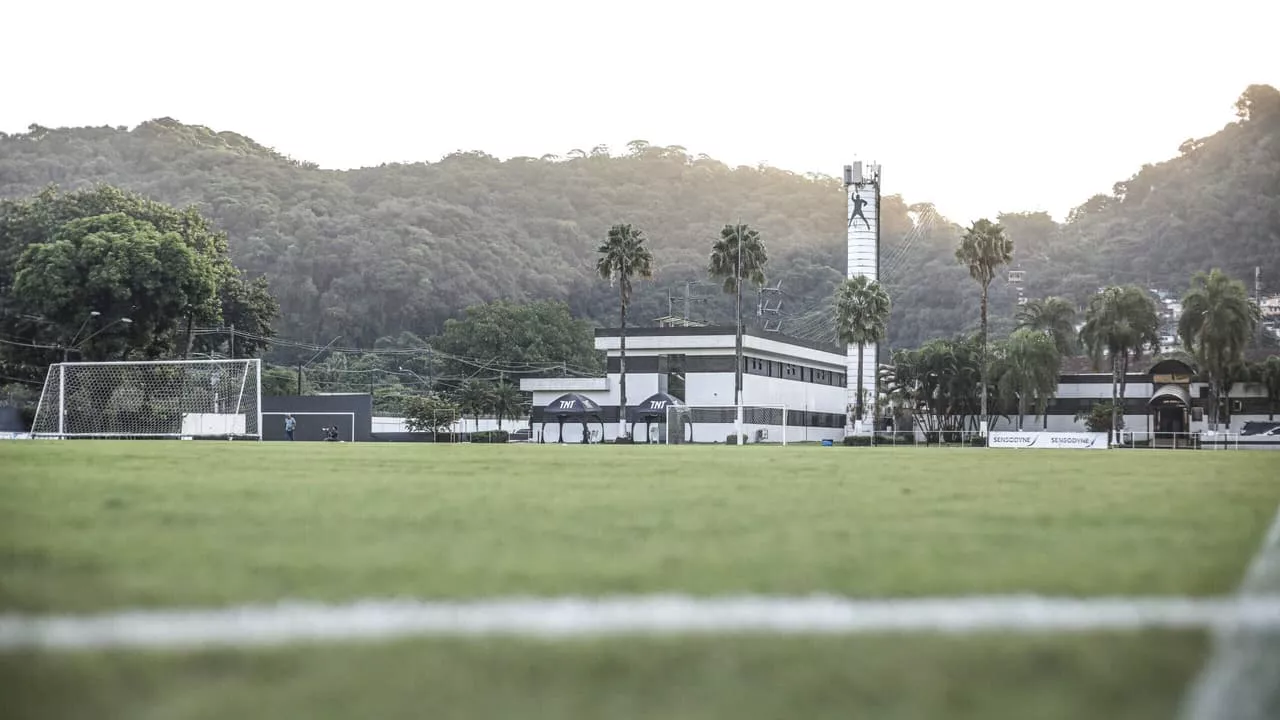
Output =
[{"x1": 2, "y1": 442, "x2": 1278, "y2": 719}]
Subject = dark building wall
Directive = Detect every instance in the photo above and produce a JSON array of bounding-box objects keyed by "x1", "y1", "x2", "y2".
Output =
[{"x1": 261, "y1": 394, "x2": 372, "y2": 442}]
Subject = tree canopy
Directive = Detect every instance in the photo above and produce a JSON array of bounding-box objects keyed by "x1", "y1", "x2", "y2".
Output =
[
  {"x1": 0, "y1": 185, "x2": 278, "y2": 381},
  {"x1": 0, "y1": 85, "x2": 1275, "y2": 359}
]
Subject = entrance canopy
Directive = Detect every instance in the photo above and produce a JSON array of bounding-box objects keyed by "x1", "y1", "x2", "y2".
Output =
[
  {"x1": 544, "y1": 393, "x2": 601, "y2": 415},
  {"x1": 540, "y1": 393, "x2": 603, "y2": 444},
  {"x1": 1148, "y1": 384, "x2": 1191, "y2": 408},
  {"x1": 628, "y1": 392, "x2": 684, "y2": 422}
]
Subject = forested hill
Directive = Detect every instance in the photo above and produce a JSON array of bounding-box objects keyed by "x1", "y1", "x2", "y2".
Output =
[{"x1": 1, "y1": 84, "x2": 1276, "y2": 353}]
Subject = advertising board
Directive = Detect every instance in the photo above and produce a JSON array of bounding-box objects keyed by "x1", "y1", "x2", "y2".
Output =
[{"x1": 987, "y1": 431, "x2": 1109, "y2": 450}]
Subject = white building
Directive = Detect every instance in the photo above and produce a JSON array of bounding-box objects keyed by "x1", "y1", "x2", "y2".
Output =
[
  {"x1": 520, "y1": 326, "x2": 848, "y2": 444},
  {"x1": 989, "y1": 355, "x2": 1279, "y2": 447}
]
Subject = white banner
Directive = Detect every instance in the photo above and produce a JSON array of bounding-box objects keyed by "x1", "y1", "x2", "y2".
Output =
[{"x1": 987, "y1": 431, "x2": 1109, "y2": 450}]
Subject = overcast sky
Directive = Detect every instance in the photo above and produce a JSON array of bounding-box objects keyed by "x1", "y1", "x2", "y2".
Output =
[{"x1": 4, "y1": 0, "x2": 1275, "y2": 223}]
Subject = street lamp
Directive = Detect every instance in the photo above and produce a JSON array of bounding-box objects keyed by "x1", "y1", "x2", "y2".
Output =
[
  {"x1": 64, "y1": 311, "x2": 101, "y2": 360},
  {"x1": 67, "y1": 316, "x2": 131, "y2": 360},
  {"x1": 398, "y1": 366, "x2": 431, "y2": 389}
]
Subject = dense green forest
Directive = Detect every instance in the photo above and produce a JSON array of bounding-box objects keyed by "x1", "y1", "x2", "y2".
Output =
[{"x1": 1, "y1": 84, "x2": 1276, "y2": 358}]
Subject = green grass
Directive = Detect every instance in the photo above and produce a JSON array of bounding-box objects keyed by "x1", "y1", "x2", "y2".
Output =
[
  {"x1": 2, "y1": 632, "x2": 1209, "y2": 720},
  {"x1": 1, "y1": 442, "x2": 1276, "y2": 719},
  {"x1": 1, "y1": 443, "x2": 1278, "y2": 612}
]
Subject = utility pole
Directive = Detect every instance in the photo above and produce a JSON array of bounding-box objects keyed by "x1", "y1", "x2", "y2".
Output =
[
  {"x1": 229, "y1": 324, "x2": 235, "y2": 360},
  {"x1": 757, "y1": 281, "x2": 783, "y2": 332},
  {"x1": 734, "y1": 222, "x2": 744, "y2": 444},
  {"x1": 1257, "y1": 266, "x2": 1264, "y2": 347}
]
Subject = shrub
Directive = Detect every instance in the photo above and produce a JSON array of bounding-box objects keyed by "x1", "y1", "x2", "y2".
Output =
[
  {"x1": 843, "y1": 436, "x2": 872, "y2": 447},
  {"x1": 470, "y1": 430, "x2": 509, "y2": 443}
]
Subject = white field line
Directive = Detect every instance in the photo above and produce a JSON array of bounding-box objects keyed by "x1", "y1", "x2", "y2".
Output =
[
  {"x1": 1179, "y1": 504, "x2": 1280, "y2": 720},
  {"x1": 4, "y1": 594, "x2": 1280, "y2": 652}
]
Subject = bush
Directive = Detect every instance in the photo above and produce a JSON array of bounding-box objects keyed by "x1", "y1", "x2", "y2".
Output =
[
  {"x1": 470, "y1": 430, "x2": 509, "y2": 443},
  {"x1": 613, "y1": 435, "x2": 634, "y2": 444},
  {"x1": 725, "y1": 433, "x2": 747, "y2": 445},
  {"x1": 843, "y1": 436, "x2": 872, "y2": 446},
  {"x1": 1076, "y1": 401, "x2": 1118, "y2": 434},
  {"x1": 876, "y1": 432, "x2": 915, "y2": 445}
]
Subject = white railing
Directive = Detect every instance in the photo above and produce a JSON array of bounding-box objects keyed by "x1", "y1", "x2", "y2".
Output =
[
  {"x1": 1116, "y1": 430, "x2": 1241, "y2": 450},
  {"x1": 840, "y1": 429, "x2": 989, "y2": 447}
]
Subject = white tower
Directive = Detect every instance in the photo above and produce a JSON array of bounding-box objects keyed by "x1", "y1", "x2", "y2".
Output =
[{"x1": 844, "y1": 161, "x2": 881, "y2": 434}]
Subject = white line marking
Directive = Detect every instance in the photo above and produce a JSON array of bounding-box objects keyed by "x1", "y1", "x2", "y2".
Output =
[
  {"x1": 1179, "y1": 504, "x2": 1280, "y2": 720},
  {"x1": 4, "y1": 595, "x2": 1280, "y2": 651}
]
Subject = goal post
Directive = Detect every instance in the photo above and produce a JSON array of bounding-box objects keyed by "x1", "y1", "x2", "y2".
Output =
[
  {"x1": 665, "y1": 404, "x2": 788, "y2": 445},
  {"x1": 30, "y1": 359, "x2": 263, "y2": 440}
]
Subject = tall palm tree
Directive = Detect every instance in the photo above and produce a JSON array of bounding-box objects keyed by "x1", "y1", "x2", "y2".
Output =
[
  {"x1": 1178, "y1": 269, "x2": 1261, "y2": 428},
  {"x1": 708, "y1": 223, "x2": 768, "y2": 435},
  {"x1": 1260, "y1": 356, "x2": 1280, "y2": 421},
  {"x1": 1080, "y1": 286, "x2": 1161, "y2": 444},
  {"x1": 834, "y1": 275, "x2": 891, "y2": 427},
  {"x1": 995, "y1": 328, "x2": 1062, "y2": 430},
  {"x1": 596, "y1": 223, "x2": 654, "y2": 440},
  {"x1": 489, "y1": 381, "x2": 524, "y2": 430},
  {"x1": 954, "y1": 218, "x2": 1014, "y2": 423},
  {"x1": 1016, "y1": 296, "x2": 1078, "y2": 356},
  {"x1": 455, "y1": 380, "x2": 495, "y2": 434}
]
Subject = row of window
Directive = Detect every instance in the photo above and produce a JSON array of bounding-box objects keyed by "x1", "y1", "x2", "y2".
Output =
[
  {"x1": 531, "y1": 406, "x2": 847, "y2": 428},
  {"x1": 745, "y1": 356, "x2": 846, "y2": 387}
]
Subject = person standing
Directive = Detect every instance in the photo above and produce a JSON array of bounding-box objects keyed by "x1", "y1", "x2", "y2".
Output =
[{"x1": 284, "y1": 414, "x2": 296, "y2": 441}]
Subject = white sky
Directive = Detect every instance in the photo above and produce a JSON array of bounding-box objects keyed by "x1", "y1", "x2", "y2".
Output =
[{"x1": 3, "y1": 0, "x2": 1275, "y2": 223}]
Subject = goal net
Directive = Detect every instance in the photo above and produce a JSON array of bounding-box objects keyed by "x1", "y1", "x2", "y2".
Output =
[
  {"x1": 31, "y1": 359, "x2": 262, "y2": 439},
  {"x1": 664, "y1": 405, "x2": 788, "y2": 445}
]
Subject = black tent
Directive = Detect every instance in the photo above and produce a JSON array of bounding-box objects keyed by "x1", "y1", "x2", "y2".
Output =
[
  {"x1": 628, "y1": 392, "x2": 687, "y2": 443},
  {"x1": 540, "y1": 393, "x2": 605, "y2": 444}
]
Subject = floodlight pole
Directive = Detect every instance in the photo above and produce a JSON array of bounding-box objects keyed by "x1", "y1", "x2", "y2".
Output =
[{"x1": 735, "y1": 222, "x2": 744, "y2": 445}]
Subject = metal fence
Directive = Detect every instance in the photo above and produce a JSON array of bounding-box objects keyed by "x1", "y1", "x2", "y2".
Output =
[{"x1": 1117, "y1": 430, "x2": 1241, "y2": 450}]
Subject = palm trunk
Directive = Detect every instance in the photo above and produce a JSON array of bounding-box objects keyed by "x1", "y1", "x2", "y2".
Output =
[
  {"x1": 856, "y1": 342, "x2": 865, "y2": 426},
  {"x1": 734, "y1": 278, "x2": 743, "y2": 441},
  {"x1": 1018, "y1": 393, "x2": 1026, "y2": 431},
  {"x1": 617, "y1": 283, "x2": 628, "y2": 441},
  {"x1": 1110, "y1": 355, "x2": 1120, "y2": 445},
  {"x1": 979, "y1": 283, "x2": 989, "y2": 425},
  {"x1": 1118, "y1": 353, "x2": 1130, "y2": 432}
]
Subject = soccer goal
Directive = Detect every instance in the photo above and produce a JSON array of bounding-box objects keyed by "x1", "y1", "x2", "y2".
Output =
[
  {"x1": 30, "y1": 359, "x2": 262, "y2": 440},
  {"x1": 665, "y1": 405, "x2": 789, "y2": 445}
]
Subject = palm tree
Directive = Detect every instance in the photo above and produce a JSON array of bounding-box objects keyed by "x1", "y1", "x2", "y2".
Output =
[
  {"x1": 597, "y1": 223, "x2": 654, "y2": 440},
  {"x1": 1016, "y1": 297, "x2": 1078, "y2": 356},
  {"x1": 834, "y1": 276, "x2": 891, "y2": 427},
  {"x1": 1220, "y1": 359, "x2": 1258, "y2": 428},
  {"x1": 489, "y1": 381, "x2": 524, "y2": 430},
  {"x1": 708, "y1": 224, "x2": 768, "y2": 436},
  {"x1": 954, "y1": 218, "x2": 1014, "y2": 423},
  {"x1": 455, "y1": 380, "x2": 495, "y2": 435},
  {"x1": 1260, "y1": 356, "x2": 1280, "y2": 420},
  {"x1": 1178, "y1": 269, "x2": 1261, "y2": 428},
  {"x1": 1080, "y1": 286, "x2": 1161, "y2": 444},
  {"x1": 995, "y1": 328, "x2": 1061, "y2": 430}
]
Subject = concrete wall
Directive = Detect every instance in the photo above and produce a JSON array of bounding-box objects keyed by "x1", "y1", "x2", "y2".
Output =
[{"x1": 262, "y1": 394, "x2": 372, "y2": 442}]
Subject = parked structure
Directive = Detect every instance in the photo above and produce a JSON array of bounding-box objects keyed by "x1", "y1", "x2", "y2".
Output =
[{"x1": 521, "y1": 326, "x2": 849, "y2": 443}]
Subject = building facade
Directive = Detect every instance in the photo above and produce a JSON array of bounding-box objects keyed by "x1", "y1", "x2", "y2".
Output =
[
  {"x1": 988, "y1": 356, "x2": 1278, "y2": 445},
  {"x1": 521, "y1": 326, "x2": 849, "y2": 443}
]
